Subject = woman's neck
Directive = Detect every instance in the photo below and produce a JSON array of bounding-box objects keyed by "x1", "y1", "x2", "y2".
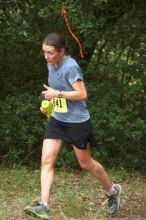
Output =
[{"x1": 54, "y1": 55, "x2": 67, "y2": 68}]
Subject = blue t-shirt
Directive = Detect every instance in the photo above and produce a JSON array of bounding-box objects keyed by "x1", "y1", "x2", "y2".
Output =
[{"x1": 47, "y1": 55, "x2": 90, "y2": 123}]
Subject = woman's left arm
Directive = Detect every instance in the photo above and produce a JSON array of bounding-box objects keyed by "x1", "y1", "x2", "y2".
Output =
[
  {"x1": 61, "y1": 80, "x2": 88, "y2": 101},
  {"x1": 42, "y1": 81, "x2": 88, "y2": 101}
]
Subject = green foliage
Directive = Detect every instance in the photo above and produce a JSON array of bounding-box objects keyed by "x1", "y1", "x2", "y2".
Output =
[
  {"x1": 0, "y1": 0, "x2": 146, "y2": 170},
  {"x1": 55, "y1": 145, "x2": 79, "y2": 169},
  {"x1": 87, "y1": 88, "x2": 146, "y2": 170},
  {"x1": 0, "y1": 93, "x2": 46, "y2": 164}
]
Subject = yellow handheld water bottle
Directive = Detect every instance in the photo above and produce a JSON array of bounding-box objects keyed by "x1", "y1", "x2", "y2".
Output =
[{"x1": 41, "y1": 100, "x2": 52, "y2": 118}]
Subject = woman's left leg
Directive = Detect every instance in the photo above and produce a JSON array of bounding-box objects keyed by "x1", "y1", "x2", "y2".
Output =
[
  {"x1": 72, "y1": 145, "x2": 121, "y2": 215},
  {"x1": 72, "y1": 145, "x2": 112, "y2": 194}
]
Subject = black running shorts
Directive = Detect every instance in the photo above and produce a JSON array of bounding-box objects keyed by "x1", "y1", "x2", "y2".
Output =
[{"x1": 43, "y1": 117, "x2": 96, "y2": 150}]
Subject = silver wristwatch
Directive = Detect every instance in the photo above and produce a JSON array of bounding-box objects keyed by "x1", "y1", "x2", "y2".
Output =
[{"x1": 57, "y1": 91, "x2": 63, "y2": 98}]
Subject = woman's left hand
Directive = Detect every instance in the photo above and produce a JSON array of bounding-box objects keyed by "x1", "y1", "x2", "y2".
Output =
[{"x1": 42, "y1": 84, "x2": 57, "y2": 100}]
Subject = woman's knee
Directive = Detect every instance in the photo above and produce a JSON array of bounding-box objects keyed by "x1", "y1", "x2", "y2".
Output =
[
  {"x1": 41, "y1": 155, "x2": 52, "y2": 166},
  {"x1": 79, "y1": 159, "x2": 93, "y2": 170},
  {"x1": 79, "y1": 159, "x2": 103, "y2": 171}
]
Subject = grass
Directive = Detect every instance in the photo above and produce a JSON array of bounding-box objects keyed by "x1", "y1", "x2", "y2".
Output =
[{"x1": 0, "y1": 166, "x2": 146, "y2": 220}]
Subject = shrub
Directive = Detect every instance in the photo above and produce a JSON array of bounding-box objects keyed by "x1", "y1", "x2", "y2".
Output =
[
  {"x1": 87, "y1": 92, "x2": 146, "y2": 170},
  {"x1": 0, "y1": 93, "x2": 46, "y2": 164},
  {"x1": 0, "y1": 91, "x2": 146, "y2": 171}
]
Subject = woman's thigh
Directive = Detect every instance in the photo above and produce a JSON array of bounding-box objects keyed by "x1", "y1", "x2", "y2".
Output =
[
  {"x1": 42, "y1": 139, "x2": 63, "y2": 164},
  {"x1": 72, "y1": 144, "x2": 92, "y2": 165}
]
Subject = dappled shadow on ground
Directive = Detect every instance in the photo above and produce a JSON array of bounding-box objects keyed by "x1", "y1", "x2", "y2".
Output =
[
  {"x1": 112, "y1": 187, "x2": 146, "y2": 220},
  {"x1": 1, "y1": 167, "x2": 146, "y2": 220},
  {"x1": 114, "y1": 176, "x2": 146, "y2": 220},
  {"x1": 49, "y1": 171, "x2": 146, "y2": 220}
]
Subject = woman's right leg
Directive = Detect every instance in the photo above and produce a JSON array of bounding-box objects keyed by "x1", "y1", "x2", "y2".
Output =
[{"x1": 41, "y1": 138, "x2": 63, "y2": 207}]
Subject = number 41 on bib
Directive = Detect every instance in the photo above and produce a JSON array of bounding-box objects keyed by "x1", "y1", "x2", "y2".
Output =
[{"x1": 52, "y1": 98, "x2": 68, "y2": 113}]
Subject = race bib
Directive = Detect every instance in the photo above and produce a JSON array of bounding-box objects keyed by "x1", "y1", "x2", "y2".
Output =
[{"x1": 52, "y1": 98, "x2": 68, "y2": 113}]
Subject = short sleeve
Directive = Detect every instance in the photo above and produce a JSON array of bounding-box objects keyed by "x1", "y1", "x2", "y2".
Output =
[{"x1": 67, "y1": 65, "x2": 83, "y2": 85}]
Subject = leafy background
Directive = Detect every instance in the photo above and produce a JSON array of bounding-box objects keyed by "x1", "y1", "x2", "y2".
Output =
[{"x1": 0, "y1": 0, "x2": 146, "y2": 170}]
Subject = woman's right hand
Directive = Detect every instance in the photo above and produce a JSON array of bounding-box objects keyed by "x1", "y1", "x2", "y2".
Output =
[{"x1": 40, "y1": 107, "x2": 47, "y2": 115}]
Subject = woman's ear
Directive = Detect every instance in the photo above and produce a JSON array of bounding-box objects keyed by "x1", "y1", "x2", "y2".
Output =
[{"x1": 60, "y1": 48, "x2": 66, "y2": 56}]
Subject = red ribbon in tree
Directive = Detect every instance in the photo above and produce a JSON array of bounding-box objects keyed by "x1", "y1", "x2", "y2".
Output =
[{"x1": 62, "y1": 9, "x2": 84, "y2": 58}]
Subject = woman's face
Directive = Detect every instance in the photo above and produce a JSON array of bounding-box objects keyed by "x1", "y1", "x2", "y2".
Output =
[{"x1": 42, "y1": 44, "x2": 65, "y2": 67}]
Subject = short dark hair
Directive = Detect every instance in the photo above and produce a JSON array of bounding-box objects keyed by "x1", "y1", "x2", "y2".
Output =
[{"x1": 43, "y1": 32, "x2": 68, "y2": 54}]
